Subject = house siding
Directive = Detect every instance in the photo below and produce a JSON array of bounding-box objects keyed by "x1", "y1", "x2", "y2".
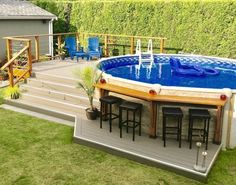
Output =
[{"x1": 0, "y1": 19, "x2": 50, "y2": 61}]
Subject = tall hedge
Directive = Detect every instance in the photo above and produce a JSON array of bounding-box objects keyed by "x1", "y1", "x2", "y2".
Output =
[{"x1": 33, "y1": 0, "x2": 236, "y2": 58}]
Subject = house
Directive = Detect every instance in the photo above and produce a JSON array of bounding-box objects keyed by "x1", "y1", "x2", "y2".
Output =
[{"x1": 0, "y1": 0, "x2": 57, "y2": 61}]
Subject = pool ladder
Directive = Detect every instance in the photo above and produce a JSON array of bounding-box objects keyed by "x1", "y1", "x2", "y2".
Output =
[{"x1": 136, "y1": 39, "x2": 154, "y2": 67}]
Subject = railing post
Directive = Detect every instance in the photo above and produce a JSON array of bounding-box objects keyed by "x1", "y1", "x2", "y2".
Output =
[
  {"x1": 130, "y1": 36, "x2": 134, "y2": 54},
  {"x1": 6, "y1": 39, "x2": 14, "y2": 87},
  {"x1": 27, "y1": 40, "x2": 32, "y2": 76},
  {"x1": 160, "y1": 38, "x2": 165, "y2": 53},
  {"x1": 104, "y1": 35, "x2": 109, "y2": 57},
  {"x1": 57, "y1": 35, "x2": 62, "y2": 55},
  {"x1": 76, "y1": 32, "x2": 79, "y2": 51},
  {"x1": 35, "y1": 36, "x2": 39, "y2": 62}
]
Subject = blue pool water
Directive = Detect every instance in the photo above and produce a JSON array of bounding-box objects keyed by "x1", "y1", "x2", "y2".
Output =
[{"x1": 99, "y1": 55, "x2": 236, "y2": 89}]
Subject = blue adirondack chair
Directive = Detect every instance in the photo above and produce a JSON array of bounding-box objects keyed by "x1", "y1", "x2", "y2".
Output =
[
  {"x1": 87, "y1": 37, "x2": 102, "y2": 60},
  {"x1": 65, "y1": 37, "x2": 85, "y2": 61}
]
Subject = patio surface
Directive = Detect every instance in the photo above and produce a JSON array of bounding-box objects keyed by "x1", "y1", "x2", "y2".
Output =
[
  {"x1": 32, "y1": 59, "x2": 97, "y2": 78},
  {"x1": 74, "y1": 117, "x2": 221, "y2": 182}
]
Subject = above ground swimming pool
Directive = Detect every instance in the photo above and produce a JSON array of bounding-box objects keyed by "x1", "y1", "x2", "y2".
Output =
[{"x1": 98, "y1": 54, "x2": 236, "y2": 89}]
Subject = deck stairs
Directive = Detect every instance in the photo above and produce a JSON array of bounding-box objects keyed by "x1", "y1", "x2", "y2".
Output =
[{"x1": 4, "y1": 71, "x2": 99, "y2": 122}]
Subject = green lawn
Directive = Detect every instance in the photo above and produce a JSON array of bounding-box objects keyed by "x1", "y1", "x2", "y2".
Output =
[{"x1": 0, "y1": 108, "x2": 235, "y2": 185}]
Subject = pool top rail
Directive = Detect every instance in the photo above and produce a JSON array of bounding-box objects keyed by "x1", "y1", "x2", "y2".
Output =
[{"x1": 94, "y1": 83, "x2": 227, "y2": 106}]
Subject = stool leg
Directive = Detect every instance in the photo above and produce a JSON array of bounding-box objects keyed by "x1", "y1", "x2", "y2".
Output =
[
  {"x1": 203, "y1": 119, "x2": 207, "y2": 143},
  {"x1": 119, "y1": 107, "x2": 122, "y2": 129},
  {"x1": 120, "y1": 107, "x2": 122, "y2": 138},
  {"x1": 188, "y1": 115, "x2": 191, "y2": 141},
  {"x1": 205, "y1": 118, "x2": 210, "y2": 150},
  {"x1": 189, "y1": 117, "x2": 193, "y2": 149},
  {"x1": 163, "y1": 116, "x2": 166, "y2": 147},
  {"x1": 139, "y1": 109, "x2": 142, "y2": 136},
  {"x1": 177, "y1": 117, "x2": 179, "y2": 141},
  {"x1": 126, "y1": 110, "x2": 129, "y2": 133},
  {"x1": 100, "y1": 102, "x2": 103, "y2": 129},
  {"x1": 179, "y1": 117, "x2": 182, "y2": 148},
  {"x1": 133, "y1": 111, "x2": 135, "y2": 141},
  {"x1": 109, "y1": 104, "x2": 112, "y2": 132},
  {"x1": 162, "y1": 114, "x2": 164, "y2": 141}
]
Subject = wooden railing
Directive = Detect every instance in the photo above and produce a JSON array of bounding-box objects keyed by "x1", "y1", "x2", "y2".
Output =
[
  {"x1": 2, "y1": 32, "x2": 166, "y2": 86},
  {"x1": 1, "y1": 37, "x2": 32, "y2": 87}
]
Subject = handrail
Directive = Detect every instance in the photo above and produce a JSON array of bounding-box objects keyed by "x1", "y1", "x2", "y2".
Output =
[
  {"x1": 1, "y1": 45, "x2": 28, "y2": 70},
  {"x1": 2, "y1": 38, "x2": 32, "y2": 87},
  {"x1": 3, "y1": 37, "x2": 31, "y2": 42},
  {"x1": 4, "y1": 32, "x2": 166, "y2": 40}
]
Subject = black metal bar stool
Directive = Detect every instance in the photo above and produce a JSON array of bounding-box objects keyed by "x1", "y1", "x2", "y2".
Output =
[
  {"x1": 100, "y1": 95, "x2": 122, "y2": 132},
  {"x1": 119, "y1": 101, "x2": 142, "y2": 141},
  {"x1": 188, "y1": 109, "x2": 211, "y2": 150},
  {"x1": 162, "y1": 107, "x2": 183, "y2": 148}
]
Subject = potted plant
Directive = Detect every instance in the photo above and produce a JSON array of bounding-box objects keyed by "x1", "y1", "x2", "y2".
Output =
[
  {"x1": 4, "y1": 86, "x2": 21, "y2": 99},
  {"x1": 74, "y1": 66, "x2": 102, "y2": 120},
  {"x1": 56, "y1": 42, "x2": 66, "y2": 60}
]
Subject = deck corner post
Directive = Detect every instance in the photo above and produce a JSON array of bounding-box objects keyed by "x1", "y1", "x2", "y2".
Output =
[
  {"x1": 34, "y1": 36, "x2": 39, "y2": 62},
  {"x1": 6, "y1": 39, "x2": 14, "y2": 87},
  {"x1": 57, "y1": 35, "x2": 62, "y2": 55},
  {"x1": 130, "y1": 36, "x2": 135, "y2": 54},
  {"x1": 104, "y1": 35, "x2": 109, "y2": 57},
  {"x1": 27, "y1": 40, "x2": 32, "y2": 76},
  {"x1": 160, "y1": 38, "x2": 165, "y2": 53}
]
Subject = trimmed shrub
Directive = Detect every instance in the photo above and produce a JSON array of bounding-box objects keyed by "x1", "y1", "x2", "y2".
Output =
[{"x1": 32, "y1": 0, "x2": 236, "y2": 58}]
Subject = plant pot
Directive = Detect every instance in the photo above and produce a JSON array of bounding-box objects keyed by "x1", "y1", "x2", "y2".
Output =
[
  {"x1": 11, "y1": 93, "x2": 20, "y2": 99},
  {"x1": 60, "y1": 54, "x2": 66, "y2": 60},
  {"x1": 85, "y1": 108, "x2": 98, "y2": 120},
  {"x1": 112, "y1": 48, "x2": 119, "y2": 56}
]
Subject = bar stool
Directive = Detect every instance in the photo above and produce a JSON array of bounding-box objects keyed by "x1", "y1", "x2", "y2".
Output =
[
  {"x1": 162, "y1": 107, "x2": 183, "y2": 148},
  {"x1": 100, "y1": 95, "x2": 122, "y2": 132},
  {"x1": 188, "y1": 109, "x2": 211, "y2": 150},
  {"x1": 119, "y1": 101, "x2": 142, "y2": 141}
]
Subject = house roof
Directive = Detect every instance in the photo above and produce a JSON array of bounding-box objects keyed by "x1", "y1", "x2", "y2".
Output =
[{"x1": 0, "y1": 0, "x2": 57, "y2": 20}]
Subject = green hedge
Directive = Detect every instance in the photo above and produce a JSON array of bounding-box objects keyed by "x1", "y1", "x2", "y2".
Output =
[{"x1": 33, "y1": 0, "x2": 236, "y2": 58}]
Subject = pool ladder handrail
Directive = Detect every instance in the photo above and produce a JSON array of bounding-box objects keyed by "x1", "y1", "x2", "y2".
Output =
[{"x1": 136, "y1": 39, "x2": 154, "y2": 67}]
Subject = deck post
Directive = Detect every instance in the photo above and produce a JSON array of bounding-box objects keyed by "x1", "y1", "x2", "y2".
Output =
[
  {"x1": 130, "y1": 37, "x2": 135, "y2": 54},
  {"x1": 149, "y1": 101, "x2": 157, "y2": 138},
  {"x1": 160, "y1": 38, "x2": 165, "y2": 53},
  {"x1": 6, "y1": 39, "x2": 14, "y2": 87},
  {"x1": 27, "y1": 40, "x2": 32, "y2": 76},
  {"x1": 57, "y1": 35, "x2": 62, "y2": 55},
  {"x1": 34, "y1": 36, "x2": 39, "y2": 62},
  {"x1": 104, "y1": 35, "x2": 109, "y2": 57},
  {"x1": 214, "y1": 105, "x2": 223, "y2": 144},
  {"x1": 76, "y1": 32, "x2": 80, "y2": 51}
]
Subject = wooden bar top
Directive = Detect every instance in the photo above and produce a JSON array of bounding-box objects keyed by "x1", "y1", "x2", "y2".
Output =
[{"x1": 95, "y1": 83, "x2": 227, "y2": 107}]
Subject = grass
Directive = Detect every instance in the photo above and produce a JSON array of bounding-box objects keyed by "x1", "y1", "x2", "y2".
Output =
[
  {"x1": 0, "y1": 108, "x2": 235, "y2": 185},
  {"x1": 0, "y1": 88, "x2": 4, "y2": 104}
]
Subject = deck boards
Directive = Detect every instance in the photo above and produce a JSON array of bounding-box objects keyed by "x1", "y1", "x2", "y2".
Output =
[{"x1": 73, "y1": 117, "x2": 221, "y2": 181}]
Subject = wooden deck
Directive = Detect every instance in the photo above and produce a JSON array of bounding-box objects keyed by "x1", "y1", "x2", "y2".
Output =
[{"x1": 73, "y1": 117, "x2": 221, "y2": 182}]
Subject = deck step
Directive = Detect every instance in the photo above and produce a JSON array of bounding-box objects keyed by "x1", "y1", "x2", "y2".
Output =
[
  {"x1": 21, "y1": 93, "x2": 88, "y2": 114},
  {"x1": 0, "y1": 104, "x2": 75, "y2": 127},
  {"x1": 4, "y1": 98, "x2": 77, "y2": 122},
  {"x1": 20, "y1": 84, "x2": 99, "y2": 107},
  {"x1": 26, "y1": 78, "x2": 86, "y2": 95},
  {"x1": 33, "y1": 72, "x2": 78, "y2": 86}
]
